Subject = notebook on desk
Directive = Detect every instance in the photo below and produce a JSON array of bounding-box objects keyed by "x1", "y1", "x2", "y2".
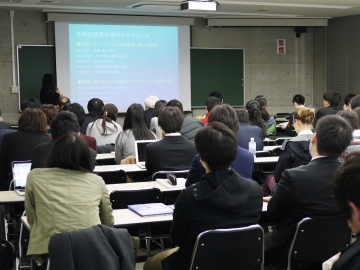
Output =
[
  {"x1": 134, "y1": 140, "x2": 156, "y2": 169},
  {"x1": 128, "y1": 203, "x2": 173, "y2": 217},
  {"x1": 12, "y1": 161, "x2": 31, "y2": 196}
]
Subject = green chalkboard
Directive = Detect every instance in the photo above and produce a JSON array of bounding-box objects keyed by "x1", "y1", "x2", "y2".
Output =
[
  {"x1": 191, "y1": 48, "x2": 244, "y2": 107},
  {"x1": 17, "y1": 45, "x2": 56, "y2": 111}
]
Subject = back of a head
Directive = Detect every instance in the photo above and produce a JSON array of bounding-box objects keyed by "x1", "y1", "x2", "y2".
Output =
[
  {"x1": 18, "y1": 108, "x2": 48, "y2": 133},
  {"x1": 205, "y1": 97, "x2": 221, "y2": 112},
  {"x1": 50, "y1": 111, "x2": 80, "y2": 140},
  {"x1": 350, "y1": 95, "x2": 360, "y2": 110},
  {"x1": 123, "y1": 103, "x2": 154, "y2": 140},
  {"x1": 87, "y1": 98, "x2": 104, "y2": 116},
  {"x1": 166, "y1": 99, "x2": 184, "y2": 114},
  {"x1": 293, "y1": 107, "x2": 315, "y2": 126},
  {"x1": 333, "y1": 152, "x2": 360, "y2": 220},
  {"x1": 46, "y1": 132, "x2": 94, "y2": 173},
  {"x1": 255, "y1": 96, "x2": 269, "y2": 120},
  {"x1": 315, "y1": 115, "x2": 352, "y2": 156},
  {"x1": 208, "y1": 104, "x2": 239, "y2": 134},
  {"x1": 209, "y1": 91, "x2": 223, "y2": 103},
  {"x1": 352, "y1": 107, "x2": 360, "y2": 127},
  {"x1": 144, "y1": 95, "x2": 159, "y2": 109},
  {"x1": 195, "y1": 122, "x2": 237, "y2": 171},
  {"x1": 62, "y1": 103, "x2": 85, "y2": 127},
  {"x1": 20, "y1": 98, "x2": 41, "y2": 111},
  {"x1": 236, "y1": 109, "x2": 250, "y2": 124},
  {"x1": 246, "y1": 100, "x2": 266, "y2": 137},
  {"x1": 336, "y1": 110, "x2": 359, "y2": 130},
  {"x1": 344, "y1": 93, "x2": 356, "y2": 106},
  {"x1": 153, "y1": 100, "x2": 167, "y2": 117},
  {"x1": 292, "y1": 94, "x2": 305, "y2": 105},
  {"x1": 323, "y1": 91, "x2": 341, "y2": 107},
  {"x1": 158, "y1": 106, "x2": 184, "y2": 133},
  {"x1": 57, "y1": 96, "x2": 71, "y2": 108},
  {"x1": 99, "y1": 103, "x2": 118, "y2": 122},
  {"x1": 40, "y1": 104, "x2": 58, "y2": 125}
]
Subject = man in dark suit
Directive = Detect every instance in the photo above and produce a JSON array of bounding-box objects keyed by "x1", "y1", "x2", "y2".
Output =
[
  {"x1": 332, "y1": 152, "x2": 360, "y2": 270},
  {"x1": 80, "y1": 98, "x2": 104, "y2": 135},
  {"x1": 31, "y1": 111, "x2": 97, "y2": 169},
  {"x1": 280, "y1": 94, "x2": 305, "y2": 137},
  {"x1": 265, "y1": 115, "x2": 353, "y2": 270},
  {"x1": 314, "y1": 91, "x2": 341, "y2": 127},
  {"x1": 145, "y1": 106, "x2": 197, "y2": 176},
  {"x1": 144, "y1": 95, "x2": 159, "y2": 129},
  {"x1": 0, "y1": 114, "x2": 11, "y2": 129}
]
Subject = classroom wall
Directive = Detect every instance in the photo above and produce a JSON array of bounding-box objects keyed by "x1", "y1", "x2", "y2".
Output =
[{"x1": 0, "y1": 12, "x2": 327, "y2": 124}]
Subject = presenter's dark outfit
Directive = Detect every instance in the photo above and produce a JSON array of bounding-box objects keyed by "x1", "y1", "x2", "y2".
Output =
[{"x1": 40, "y1": 87, "x2": 60, "y2": 105}]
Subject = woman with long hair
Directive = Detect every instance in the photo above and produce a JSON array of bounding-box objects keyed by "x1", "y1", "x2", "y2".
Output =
[
  {"x1": 40, "y1": 74, "x2": 60, "y2": 105},
  {"x1": 115, "y1": 103, "x2": 156, "y2": 163},
  {"x1": 86, "y1": 103, "x2": 123, "y2": 147},
  {"x1": 255, "y1": 96, "x2": 276, "y2": 136},
  {"x1": 246, "y1": 100, "x2": 266, "y2": 138}
]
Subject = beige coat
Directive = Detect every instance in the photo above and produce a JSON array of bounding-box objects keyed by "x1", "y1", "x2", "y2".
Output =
[{"x1": 25, "y1": 168, "x2": 114, "y2": 256}]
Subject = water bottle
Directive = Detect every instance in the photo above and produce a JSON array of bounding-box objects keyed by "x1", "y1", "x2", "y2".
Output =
[{"x1": 248, "y1": 138, "x2": 256, "y2": 157}]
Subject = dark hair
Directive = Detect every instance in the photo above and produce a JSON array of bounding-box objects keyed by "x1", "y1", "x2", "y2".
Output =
[
  {"x1": 344, "y1": 93, "x2": 356, "y2": 106},
  {"x1": 123, "y1": 103, "x2": 155, "y2": 140},
  {"x1": 57, "y1": 96, "x2": 71, "y2": 108},
  {"x1": 254, "y1": 95, "x2": 264, "y2": 99},
  {"x1": 158, "y1": 107, "x2": 183, "y2": 133},
  {"x1": 336, "y1": 110, "x2": 359, "y2": 130},
  {"x1": 40, "y1": 104, "x2": 58, "y2": 125},
  {"x1": 350, "y1": 95, "x2": 360, "y2": 110},
  {"x1": 255, "y1": 97, "x2": 270, "y2": 121},
  {"x1": 292, "y1": 94, "x2": 305, "y2": 105},
  {"x1": 352, "y1": 107, "x2": 360, "y2": 127},
  {"x1": 293, "y1": 107, "x2": 315, "y2": 126},
  {"x1": 95, "y1": 103, "x2": 118, "y2": 135},
  {"x1": 333, "y1": 152, "x2": 360, "y2": 220},
  {"x1": 87, "y1": 98, "x2": 104, "y2": 116},
  {"x1": 153, "y1": 100, "x2": 167, "y2": 117},
  {"x1": 208, "y1": 104, "x2": 239, "y2": 134},
  {"x1": 195, "y1": 122, "x2": 237, "y2": 171},
  {"x1": 205, "y1": 97, "x2": 221, "y2": 112},
  {"x1": 50, "y1": 111, "x2": 80, "y2": 140},
  {"x1": 209, "y1": 91, "x2": 223, "y2": 103},
  {"x1": 323, "y1": 91, "x2": 341, "y2": 107},
  {"x1": 166, "y1": 99, "x2": 184, "y2": 114},
  {"x1": 315, "y1": 115, "x2": 352, "y2": 156},
  {"x1": 45, "y1": 132, "x2": 94, "y2": 172},
  {"x1": 62, "y1": 103, "x2": 85, "y2": 127},
  {"x1": 236, "y1": 109, "x2": 249, "y2": 124},
  {"x1": 20, "y1": 98, "x2": 41, "y2": 111},
  {"x1": 246, "y1": 100, "x2": 266, "y2": 137},
  {"x1": 18, "y1": 108, "x2": 48, "y2": 133},
  {"x1": 42, "y1": 74, "x2": 56, "y2": 93}
]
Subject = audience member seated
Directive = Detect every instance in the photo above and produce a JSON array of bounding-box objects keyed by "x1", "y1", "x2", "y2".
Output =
[
  {"x1": 186, "y1": 104, "x2": 254, "y2": 187},
  {"x1": 20, "y1": 98, "x2": 41, "y2": 111},
  {"x1": 150, "y1": 100, "x2": 167, "y2": 139},
  {"x1": 166, "y1": 99, "x2": 204, "y2": 141},
  {"x1": 40, "y1": 74, "x2": 60, "y2": 106},
  {"x1": 145, "y1": 106, "x2": 197, "y2": 176},
  {"x1": 201, "y1": 96, "x2": 221, "y2": 125},
  {"x1": 265, "y1": 115, "x2": 352, "y2": 270},
  {"x1": 63, "y1": 103, "x2": 97, "y2": 151},
  {"x1": 337, "y1": 110, "x2": 360, "y2": 162},
  {"x1": 332, "y1": 152, "x2": 360, "y2": 270},
  {"x1": 246, "y1": 100, "x2": 267, "y2": 138},
  {"x1": 350, "y1": 95, "x2": 360, "y2": 110},
  {"x1": 40, "y1": 104, "x2": 58, "y2": 131},
  {"x1": 0, "y1": 114, "x2": 11, "y2": 130},
  {"x1": 343, "y1": 93, "x2": 356, "y2": 110},
  {"x1": 143, "y1": 122, "x2": 262, "y2": 270},
  {"x1": 314, "y1": 91, "x2": 341, "y2": 127},
  {"x1": 115, "y1": 103, "x2": 155, "y2": 164},
  {"x1": 0, "y1": 108, "x2": 50, "y2": 191},
  {"x1": 236, "y1": 109, "x2": 263, "y2": 151},
  {"x1": 255, "y1": 96, "x2": 276, "y2": 136},
  {"x1": 86, "y1": 103, "x2": 122, "y2": 151},
  {"x1": 280, "y1": 94, "x2": 305, "y2": 136},
  {"x1": 209, "y1": 91, "x2": 224, "y2": 103},
  {"x1": 144, "y1": 95, "x2": 159, "y2": 129},
  {"x1": 353, "y1": 107, "x2": 360, "y2": 140},
  {"x1": 56, "y1": 96, "x2": 70, "y2": 111},
  {"x1": 25, "y1": 133, "x2": 114, "y2": 267},
  {"x1": 31, "y1": 111, "x2": 97, "y2": 169},
  {"x1": 80, "y1": 98, "x2": 104, "y2": 135},
  {"x1": 262, "y1": 107, "x2": 314, "y2": 196}
]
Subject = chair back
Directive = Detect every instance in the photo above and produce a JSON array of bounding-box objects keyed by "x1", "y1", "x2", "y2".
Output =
[
  {"x1": 288, "y1": 217, "x2": 351, "y2": 270},
  {"x1": 97, "y1": 170, "x2": 126, "y2": 185},
  {"x1": 109, "y1": 188, "x2": 162, "y2": 209},
  {"x1": 190, "y1": 225, "x2": 264, "y2": 270},
  {"x1": 256, "y1": 151, "x2": 270, "y2": 157},
  {"x1": 151, "y1": 170, "x2": 189, "y2": 181},
  {"x1": 275, "y1": 138, "x2": 289, "y2": 146}
]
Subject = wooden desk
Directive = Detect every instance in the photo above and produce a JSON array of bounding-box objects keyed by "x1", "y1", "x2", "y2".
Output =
[
  {"x1": 94, "y1": 164, "x2": 146, "y2": 173},
  {"x1": 254, "y1": 156, "x2": 279, "y2": 164}
]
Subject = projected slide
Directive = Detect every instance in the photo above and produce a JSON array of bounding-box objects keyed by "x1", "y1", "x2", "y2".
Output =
[{"x1": 68, "y1": 24, "x2": 179, "y2": 110}]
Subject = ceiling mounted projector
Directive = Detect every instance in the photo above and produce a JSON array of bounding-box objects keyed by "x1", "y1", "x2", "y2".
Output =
[{"x1": 181, "y1": 0, "x2": 218, "y2": 11}]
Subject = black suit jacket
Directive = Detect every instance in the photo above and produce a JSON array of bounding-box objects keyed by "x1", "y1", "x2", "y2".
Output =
[
  {"x1": 145, "y1": 135, "x2": 197, "y2": 176},
  {"x1": 333, "y1": 236, "x2": 360, "y2": 270},
  {"x1": 314, "y1": 106, "x2": 340, "y2": 127},
  {"x1": 0, "y1": 122, "x2": 11, "y2": 130},
  {"x1": 144, "y1": 108, "x2": 154, "y2": 129},
  {"x1": 80, "y1": 114, "x2": 98, "y2": 135},
  {"x1": 0, "y1": 131, "x2": 51, "y2": 190},
  {"x1": 31, "y1": 140, "x2": 97, "y2": 169}
]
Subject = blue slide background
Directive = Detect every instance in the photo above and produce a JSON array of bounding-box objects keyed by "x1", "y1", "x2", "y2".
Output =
[{"x1": 69, "y1": 24, "x2": 179, "y2": 111}]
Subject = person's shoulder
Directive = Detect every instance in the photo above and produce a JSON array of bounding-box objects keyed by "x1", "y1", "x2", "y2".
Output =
[
  {"x1": 183, "y1": 115, "x2": 203, "y2": 125},
  {"x1": 237, "y1": 146, "x2": 253, "y2": 157}
]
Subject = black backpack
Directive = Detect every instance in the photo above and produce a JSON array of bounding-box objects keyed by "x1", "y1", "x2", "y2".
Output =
[{"x1": 0, "y1": 238, "x2": 14, "y2": 270}]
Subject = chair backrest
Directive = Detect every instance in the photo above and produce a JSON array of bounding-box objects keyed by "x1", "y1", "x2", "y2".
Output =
[
  {"x1": 109, "y1": 188, "x2": 162, "y2": 209},
  {"x1": 275, "y1": 137, "x2": 292, "y2": 146},
  {"x1": 97, "y1": 170, "x2": 126, "y2": 185},
  {"x1": 271, "y1": 147, "x2": 282, "y2": 156},
  {"x1": 151, "y1": 170, "x2": 189, "y2": 181},
  {"x1": 190, "y1": 225, "x2": 264, "y2": 270},
  {"x1": 256, "y1": 151, "x2": 271, "y2": 157},
  {"x1": 288, "y1": 217, "x2": 351, "y2": 270}
]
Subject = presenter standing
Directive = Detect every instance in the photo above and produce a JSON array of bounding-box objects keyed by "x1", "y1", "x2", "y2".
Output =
[{"x1": 40, "y1": 74, "x2": 60, "y2": 105}]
